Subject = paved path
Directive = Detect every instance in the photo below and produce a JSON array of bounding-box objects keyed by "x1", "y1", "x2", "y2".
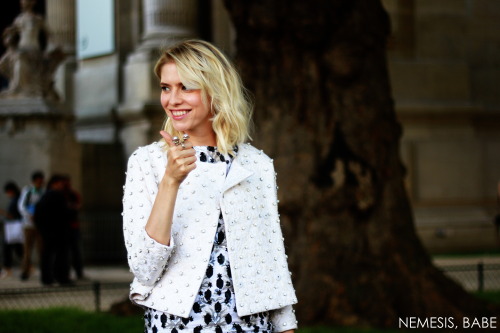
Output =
[
  {"x1": 0, "y1": 266, "x2": 133, "y2": 311},
  {"x1": 433, "y1": 255, "x2": 500, "y2": 266},
  {"x1": 0, "y1": 265, "x2": 132, "y2": 289}
]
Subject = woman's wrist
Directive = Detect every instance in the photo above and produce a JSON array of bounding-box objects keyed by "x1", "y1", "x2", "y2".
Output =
[{"x1": 160, "y1": 174, "x2": 181, "y2": 188}]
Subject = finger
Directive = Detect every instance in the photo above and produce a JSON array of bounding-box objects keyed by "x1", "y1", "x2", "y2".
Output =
[
  {"x1": 175, "y1": 154, "x2": 197, "y2": 168},
  {"x1": 178, "y1": 146, "x2": 196, "y2": 160},
  {"x1": 181, "y1": 160, "x2": 197, "y2": 173},
  {"x1": 181, "y1": 140, "x2": 193, "y2": 150},
  {"x1": 182, "y1": 155, "x2": 197, "y2": 166},
  {"x1": 160, "y1": 131, "x2": 175, "y2": 148},
  {"x1": 171, "y1": 147, "x2": 196, "y2": 162}
]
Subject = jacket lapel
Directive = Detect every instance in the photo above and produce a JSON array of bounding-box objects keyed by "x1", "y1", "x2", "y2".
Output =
[{"x1": 221, "y1": 158, "x2": 254, "y2": 193}]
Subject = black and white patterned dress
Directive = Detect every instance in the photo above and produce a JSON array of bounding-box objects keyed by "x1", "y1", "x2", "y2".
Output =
[{"x1": 144, "y1": 146, "x2": 273, "y2": 333}]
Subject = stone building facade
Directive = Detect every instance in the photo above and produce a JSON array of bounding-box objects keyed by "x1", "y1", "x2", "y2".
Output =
[
  {"x1": 383, "y1": 0, "x2": 500, "y2": 252},
  {"x1": 0, "y1": 0, "x2": 499, "y2": 263}
]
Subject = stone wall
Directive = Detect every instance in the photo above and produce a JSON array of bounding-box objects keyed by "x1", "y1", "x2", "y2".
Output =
[{"x1": 383, "y1": 0, "x2": 500, "y2": 253}]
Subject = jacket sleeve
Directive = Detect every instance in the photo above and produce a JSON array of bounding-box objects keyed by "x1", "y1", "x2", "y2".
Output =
[
  {"x1": 123, "y1": 149, "x2": 175, "y2": 286},
  {"x1": 270, "y1": 305, "x2": 298, "y2": 332},
  {"x1": 17, "y1": 187, "x2": 30, "y2": 221}
]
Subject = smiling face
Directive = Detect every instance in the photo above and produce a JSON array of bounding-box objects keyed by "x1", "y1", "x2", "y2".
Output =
[{"x1": 160, "y1": 62, "x2": 215, "y2": 146}]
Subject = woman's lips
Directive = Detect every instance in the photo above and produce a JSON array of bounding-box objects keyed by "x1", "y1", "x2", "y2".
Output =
[{"x1": 171, "y1": 110, "x2": 190, "y2": 120}]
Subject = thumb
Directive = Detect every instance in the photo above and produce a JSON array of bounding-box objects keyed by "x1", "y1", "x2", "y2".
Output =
[{"x1": 160, "y1": 130, "x2": 175, "y2": 147}]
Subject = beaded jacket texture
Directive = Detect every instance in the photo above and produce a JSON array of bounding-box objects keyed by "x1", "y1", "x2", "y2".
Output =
[{"x1": 122, "y1": 141, "x2": 297, "y2": 330}]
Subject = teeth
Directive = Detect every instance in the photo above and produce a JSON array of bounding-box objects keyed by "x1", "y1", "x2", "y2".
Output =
[{"x1": 172, "y1": 110, "x2": 188, "y2": 116}]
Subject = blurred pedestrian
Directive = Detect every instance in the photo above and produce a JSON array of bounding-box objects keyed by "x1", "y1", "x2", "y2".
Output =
[
  {"x1": 34, "y1": 174, "x2": 71, "y2": 286},
  {"x1": 18, "y1": 170, "x2": 44, "y2": 281},
  {"x1": 0, "y1": 181, "x2": 24, "y2": 279},
  {"x1": 62, "y1": 175, "x2": 86, "y2": 280}
]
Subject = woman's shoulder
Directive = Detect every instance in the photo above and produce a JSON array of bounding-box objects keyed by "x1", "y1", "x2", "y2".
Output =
[
  {"x1": 129, "y1": 141, "x2": 166, "y2": 159},
  {"x1": 127, "y1": 141, "x2": 167, "y2": 174},
  {"x1": 237, "y1": 142, "x2": 273, "y2": 163}
]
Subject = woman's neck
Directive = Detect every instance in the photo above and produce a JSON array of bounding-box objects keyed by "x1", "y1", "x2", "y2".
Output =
[{"x1": 186, "y1": 130, "x2": 217, "y2": 147}]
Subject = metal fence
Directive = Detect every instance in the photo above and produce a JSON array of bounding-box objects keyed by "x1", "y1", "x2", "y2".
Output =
[
  {"x1": 0, "y1": 263, "x2": 498, "y2": 312},
  {"x1": 440, "y1": 263, "x2": 500, "y2": 292},
  {"x1": 0, "y1": 281, "x2": 130, "y2": 312}
]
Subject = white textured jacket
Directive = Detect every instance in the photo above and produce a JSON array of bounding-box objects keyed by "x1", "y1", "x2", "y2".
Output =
[{"x1": 123, "y1": 141, "x2": 298, "y2": 331}]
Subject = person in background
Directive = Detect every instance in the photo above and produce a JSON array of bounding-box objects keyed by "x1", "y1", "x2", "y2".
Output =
[
  {"x1": 62, "y1": 175, "x2": 86, "y2": 280},
  {"x1": 34, "y1": 174, "x2": 71, "y2": 286},
  {"x1": 18, "y1": 170, "x2": 44, "y2": 281},
  {"x1": 0, "y1": 181, "x2": 24, "y2": 279}
]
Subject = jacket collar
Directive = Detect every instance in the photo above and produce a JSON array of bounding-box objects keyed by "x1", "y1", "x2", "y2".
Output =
[{"x1": 221, "y1": 146, "x2": 254, "y2": 193}]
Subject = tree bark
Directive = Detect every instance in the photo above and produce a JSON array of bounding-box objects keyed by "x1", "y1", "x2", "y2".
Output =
[{"x1": 224, "y1": 0, "x2": 499, "y2": 329}]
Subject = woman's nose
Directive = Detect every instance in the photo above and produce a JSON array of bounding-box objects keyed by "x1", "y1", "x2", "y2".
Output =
[{"x1": 169, "y1": 89, "x2": 182, "y2": 105}]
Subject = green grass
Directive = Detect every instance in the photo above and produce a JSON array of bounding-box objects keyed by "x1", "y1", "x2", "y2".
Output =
[
  {"x1": 0, "y1": 307, "x2": 143, "y2": 333},
  {"x1": 2, "y1": 295, "x2": 500, "y2": 333},
  {"x1": 0, "y1": 308, "x2": 402, "y2": 333},
  {"x1": 474, "y1": 290, "x2": 500, "y2": 305}
]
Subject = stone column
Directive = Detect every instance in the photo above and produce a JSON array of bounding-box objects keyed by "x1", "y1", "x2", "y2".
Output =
[
  {"x1": 140, "y1": 0, "x2": 198, "y2": 50},
  {"x1": 45, "y1": 0, "x2": 77, "y2": 108},
  {"x1": 211, "y1": 0, "x2": 236, "y2": 56},
  {"x1": 45, "y1": 0, "x2": 76, "y2": 54},
  {"x1": 119, "y1": 0, "x2": 199, "y2": 156}
]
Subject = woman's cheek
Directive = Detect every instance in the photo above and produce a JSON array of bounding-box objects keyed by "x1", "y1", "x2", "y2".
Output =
[{"x1": 161, "y1": 95, "x2": 170, "y2": 112}]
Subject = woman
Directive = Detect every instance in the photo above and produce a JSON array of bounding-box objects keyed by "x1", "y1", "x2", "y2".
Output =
[{"x1": 123, "y1": 40, "x2": 297, "y2": 333}]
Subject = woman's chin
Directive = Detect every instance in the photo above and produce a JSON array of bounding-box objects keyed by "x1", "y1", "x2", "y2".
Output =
[{"x1": 172, "y1": 124, "x2": 189, "y2": 133}]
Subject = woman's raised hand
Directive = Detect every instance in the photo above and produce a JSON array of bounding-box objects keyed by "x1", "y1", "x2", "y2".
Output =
[{"x1": 160, "y1": 130, "x2": 197, "y2": 185}]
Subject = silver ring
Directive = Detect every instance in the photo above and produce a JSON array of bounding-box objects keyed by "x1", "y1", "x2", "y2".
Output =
[
  {"x1": 173, "y1": 136, "x2": 180, "y2": 146},
  {"x1": 181, "y1": 142, "x2": 186, "y2": 149},
  {"x1": 183, "y1": 133, "x2": 189, "y2": 141}
]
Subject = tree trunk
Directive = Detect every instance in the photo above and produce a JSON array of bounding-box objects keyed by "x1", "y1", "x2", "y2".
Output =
[{"x1": 224, "y1": 0, "x2": 499, "y2": 328}]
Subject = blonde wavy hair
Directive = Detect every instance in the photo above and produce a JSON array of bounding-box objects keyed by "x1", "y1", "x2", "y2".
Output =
[{"x1": 154, "y1": 39, "x2": 253, "y2": 155}]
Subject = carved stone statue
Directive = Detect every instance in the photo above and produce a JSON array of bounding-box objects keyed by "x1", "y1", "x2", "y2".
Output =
[{"x1": 0, "y1": 0, "x2": 65, "y2": 102}]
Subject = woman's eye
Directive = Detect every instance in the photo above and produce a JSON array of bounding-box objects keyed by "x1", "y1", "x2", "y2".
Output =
[
  {"x1": 161, "y1": 86, "x2": 170, "y2": 92},
  {"x1": 182, "y1": 85, "x2": 193, "y2": 91}
]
